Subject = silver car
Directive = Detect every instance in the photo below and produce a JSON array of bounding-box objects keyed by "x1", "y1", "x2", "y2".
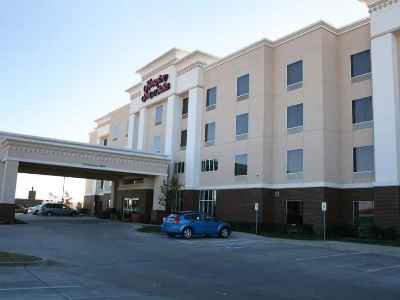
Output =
[
  {"x1": 38, "y1": 203, "x2": 77, "y2": 216},
  {"x1": 28, "y1": 205, "x2": 42, "y2": 215}
]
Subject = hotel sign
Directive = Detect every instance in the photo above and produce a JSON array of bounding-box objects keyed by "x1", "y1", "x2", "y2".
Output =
[{"x1": 141, "y1": 74, "x2": 171, "y2": 102}]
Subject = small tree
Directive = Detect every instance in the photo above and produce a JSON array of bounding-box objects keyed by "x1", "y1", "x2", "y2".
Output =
[{"x1": 159, "y1": 175, "x2": 182, "y2": 213}]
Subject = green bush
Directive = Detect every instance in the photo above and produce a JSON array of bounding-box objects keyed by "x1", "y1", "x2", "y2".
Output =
[
  {"x1": 382, "y1": 227, "x2": 398, "y2": 241},
  {"x1": 327, "y1": 224, "x2": 357, "y2": 238}
]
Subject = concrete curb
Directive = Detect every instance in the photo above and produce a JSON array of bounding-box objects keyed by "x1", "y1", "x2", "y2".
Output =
[{"x1": 0, "y1": 258, "x2": 45, "y2": 267}]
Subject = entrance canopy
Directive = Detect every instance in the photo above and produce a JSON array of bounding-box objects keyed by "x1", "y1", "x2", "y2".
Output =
[{"x1": 0, "y1": 131, "x2": 169, "y2": 223}]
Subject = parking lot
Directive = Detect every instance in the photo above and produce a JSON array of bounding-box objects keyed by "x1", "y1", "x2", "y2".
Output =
[{"x1": 0, "y1": 215, "x2": 399, "y2": 299}]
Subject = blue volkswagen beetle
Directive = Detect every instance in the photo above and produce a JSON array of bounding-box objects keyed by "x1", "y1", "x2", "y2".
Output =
[{"x1": 161, "y1": 211, "x2": 231, "y2": 239}]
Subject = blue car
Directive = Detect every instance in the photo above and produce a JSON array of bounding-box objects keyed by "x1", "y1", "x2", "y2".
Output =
[{"x1": 161, "y1": 211, "x2": 231, "y2": 239}]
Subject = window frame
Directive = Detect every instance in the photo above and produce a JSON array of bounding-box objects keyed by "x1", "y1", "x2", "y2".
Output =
[
  {"x1": 199, "y1": 190, "x2": 217, "y2": 217},
  {"x1": 174, "y1": 161, "x2": 185, "y2": 174},
  {"x1": 180, "y1": 129, "x2": 187, "y2": 150},
  {"x1": 234, "y1": 153, "x2": 248, "y2": 176},
  {"x1": 201, "y1": 159, "x2": 219, "y2": 173},
  {"x1": 155, "y1": 105, "x2": 163, "y2": 125},
  {"x1": 236, "y1": 112, "x2": 249, "y2": 139},
  {"x1": 287, "y1": 103, "x2": 304, "y2": 130},
  {"x1": 353, "y1": 145, "x2": 374, "y2": 173},
  {"x1": 286, "y1": 200, "x2": 303, "y2": 225},
  {"x1": 182, "y1": 98, "x2": 189, "y2": 119},
  {"x1": 287, "y1": 60, "x2": 303, "y2": 90},
  {"x1": 351, "y1": 49, "x2": 371, "y2": 79},
  {"x1": 153, "y1": 135, "x2": 161, "y2": 153},
  {"x1": 206, "y1": 87, "x2": 217, "y2": 111},
  {"x1": 352, "y1": 96, "x2": 373, "y2": 125},
  {"x1": 287, "y1": 149, "x2": 304, "y2": 174},
  {"x1": 205, "y1": 122, "x2": 216, "y2": 145},
  {"x1": 237, "y1": 73, "x2": 250, "y2": 99},
  {"x1": 353, "y1": 200, "x2": 374, "y2": 226}
]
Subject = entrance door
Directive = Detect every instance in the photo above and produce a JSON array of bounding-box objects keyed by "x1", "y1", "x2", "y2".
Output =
[
  {"x1": 286, "y1": 200, "x2": 303, "y2": 225},
  {"x1": 94, "y1": 197, "x2": 103, "y2": 216}
]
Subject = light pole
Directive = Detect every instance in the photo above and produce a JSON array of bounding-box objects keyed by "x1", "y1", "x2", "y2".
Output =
[{"x1": 62, "y1": 177, "x2": 66, "y2": 204}]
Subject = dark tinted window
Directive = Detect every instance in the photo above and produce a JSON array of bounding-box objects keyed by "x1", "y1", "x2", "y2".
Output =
[
  {"x1": 351, "y1": 50, "x2": 371, "y2": 77},
  {"x1": 287, "y1": 61, "x2": 303, "y2": 86},
  {"x1": 352, "y1": 97, "x2": 373, "y2": 124},
  {"x1": 287, "y1": 104, "x2": 303, "y2": 128},
  {"x1": 174, "y1": 161, "x2": 185, "y2": 174},
  {"x1": 180, "y1": 130, "x2": 187, "y2": 148},
  {"x1": 287, "y1": 149, "x2": 303, "y2": 173},
  {"x1": 205, "y1": 122, "x2": 215, "y2": 143},
  {"x1": 236, "y1": 113, "x2": 249, "y2": 135},
  {"x1": 237, "y1": 74, "x2": 249, "y2": 97},
  {"x1": 353, "y1": 146, "x2": 374, "y2": 172},
  {"x1": 206, "y1": 87, "x2": 217, "y2": 108},
  {"x1": 235, "y1": 154, "x2": 248, "y2": 176},
  {"x1": 182, "y1": 98, "x2": 189, "y2": 116}
]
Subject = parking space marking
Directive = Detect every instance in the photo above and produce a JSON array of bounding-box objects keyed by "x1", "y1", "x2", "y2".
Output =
[
  {"x1": 295, "y1": 252, "x2": 366, "y2": 261},
  {"x1": 0, "y1": 285, "x2": 81, "y2": 292},
  {"x1": 366, "y1": 264, "x2": 400, "y2": 273},
  {"x1": 174, "y1": 239, "x2": 265, "y2": 249}
]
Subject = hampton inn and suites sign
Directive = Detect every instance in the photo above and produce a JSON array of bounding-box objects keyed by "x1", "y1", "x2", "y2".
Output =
[{"x1": 141, "y1": 74, "x2": 171, "y2": 102}]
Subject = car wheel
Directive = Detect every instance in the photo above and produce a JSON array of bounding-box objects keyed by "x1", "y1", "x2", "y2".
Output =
[
  {"x1": 219, "y1": 227, "x2": 230, "y2": 238},
  {"x1": 46, "y1": 212, "x2": 52, "y2": 217},
  {"x1": 167, "y1": 233, "x2": 175, "y2": 238},
  {"x1": 182, "y1": 227, "x2": 192, "y2": 239}
]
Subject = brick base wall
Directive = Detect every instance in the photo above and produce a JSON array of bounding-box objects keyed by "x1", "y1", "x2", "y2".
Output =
[{"x1": 180, "y1": 186, "x2": 400, "y2": 230}]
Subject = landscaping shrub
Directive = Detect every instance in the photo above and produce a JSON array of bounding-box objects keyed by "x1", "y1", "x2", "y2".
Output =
[
  {"x1": 327, "y1": 224, "x2": 357, "y2": 238},
  {"x1": 382, "y1": 227, "x2": 398, "y2": 241}
]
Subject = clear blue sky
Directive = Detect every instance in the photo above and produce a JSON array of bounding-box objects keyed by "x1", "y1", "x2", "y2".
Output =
[{"x1": 1, "y1": 0, "x2": 368, "y2": 202}]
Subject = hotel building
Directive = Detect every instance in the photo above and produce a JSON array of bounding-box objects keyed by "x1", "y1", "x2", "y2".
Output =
[{"x1": 84, "y1": 0, "x2": 400, "y2": 230}]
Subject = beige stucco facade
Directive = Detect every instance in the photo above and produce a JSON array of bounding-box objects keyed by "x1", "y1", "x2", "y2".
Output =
[
  {"x1": 97, "y1": 19, "x2": 373, "y2": 190},
  {"x1": 83, "y1": 0, "x2": 400, "y2": 228}
]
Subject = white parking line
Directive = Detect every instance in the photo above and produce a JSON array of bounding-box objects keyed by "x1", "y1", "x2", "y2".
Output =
[
  {"x1": 366, "y1": 264, "x2": 400, "y2": 273},
  {"x1": 0, "y1": 285, "x2": 81, "y2": 292},
  {"x1": 295, "y1": 252, "x2": 366, "y2": 261}
]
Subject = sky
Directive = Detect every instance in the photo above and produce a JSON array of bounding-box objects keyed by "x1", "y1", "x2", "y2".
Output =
[{"x1": 1, "y1": 0, "x2": 369, "y2": 203}]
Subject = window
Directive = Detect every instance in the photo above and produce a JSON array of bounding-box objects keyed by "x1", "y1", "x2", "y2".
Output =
[
  {"x1": 287, "y1": 103, "x2": 303, "y2": 129},
  {"x1": 351, "y1": 50, "x2": 371, "y2": 78},
  {"x1": 155, "y1": 105, "x2": 163, "y2": 125},
  {"x1": 287, "y1": 149, "x2": 303, "y2": 174},
  {"x1": 100, "y1": 180, "x2": 104, "y2": 189},
  {"x1": 123, "y1": 197, "x2": 140, "y2": 214},
  {"x1": 206, "y1": 87, "x2": 217, "y2": 110},
  {"x1": 101, "y1": 138, "x2": 108, "y2": 146},
  {"x1": 353, "y1": 146, "x2": 374, "y2": 172},
  {"x1": 235, "y1": 154, "x2": 248, "y2": 176},
  {"x1": 111, "y1": 126, "x2": 119, "y2": 140},
  {"x1": 122, "y1": 178, "x2": 144, "y2": 185},
  {"x1": 174, "y1": 161, "x2": 185, "y2": 174},
  {"x1": 199, "y1": 190, "x2": 216, "y2": 217},
  {"x1": 237, "y1": 74, "x2": 249, "y2": 98},
  {"x1": 201, "y1": 159, "x2": 219, "y2": 172},
  {"x1": 352, "y1": 97, "x2": 373, "y2": 124},
  {"x1": 353, "y1": 201, "x2": 374, "y2": 225},
  {"x1": 286, "y1": 200, "x2": 303, "y2": 225},
  {"x1": 205, "y1": 122, "x2": 215, "y2": 145},
  {"x1": 153, "y1": 136, "x2": 161, "y2": 153},
  {"x1": 236, "y1": 113, "x2": 249, "y2": 137},
  {"x1": 287, "y1": 60, "x2": 303, "y2": 87},
  {"x1": 180, "y1": 130, "x2": 187, "y2": 149},
  {"x1": 182, "y1": 98, "x2": 189, "y2": 118}
]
